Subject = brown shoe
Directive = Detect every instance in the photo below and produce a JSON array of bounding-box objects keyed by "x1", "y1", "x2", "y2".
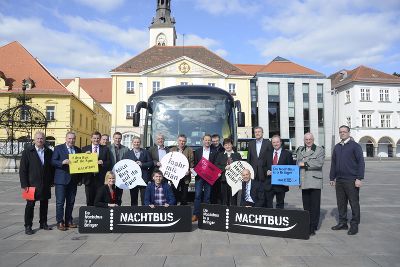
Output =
[
  {"x1": 57, "y1": 223, "x2": 67, "y2": 231},
  {"x1": 66, "y1": 222, "x2": 77, "y2": 229},
  {"x1": 192, "y1": 215, "x2": 198, "y2": 222}
]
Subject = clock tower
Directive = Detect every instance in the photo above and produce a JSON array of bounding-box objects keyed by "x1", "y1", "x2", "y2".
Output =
[{"x1": 149, "y1": 0, "x2": 177, "y2": 47}]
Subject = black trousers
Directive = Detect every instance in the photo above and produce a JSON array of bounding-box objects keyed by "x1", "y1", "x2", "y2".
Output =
[
  {"x1": 210, "y1": 179, "x2": 221, "y2": 204},
  {"x1": 24, "y1": 200, "x2": 48, "y2": 227},
  {"x1": 172, "y1": 179, "x2": 189, "y2": 205},
  {"x1": 220, "y1": 181, "x2": 238, "y2": 206},
  {"x1": 336, "y1": 179, "x2": 360, "y2": 225},
  {"x1": 85, "y1": 183, "x2": 102, "y2": 206},
  {"x1": 302, "y1": 189, "x2": 321, "y2": 230},
  {"x1": 130, "y1": 186, "x2": 145, "y2": 206},
  {"x1": 265, "y1": 190, "x2": 285, "y2": 209}
]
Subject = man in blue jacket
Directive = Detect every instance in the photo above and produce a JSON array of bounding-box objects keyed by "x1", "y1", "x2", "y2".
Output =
[
  {"x1": 51, "y1": 132, "x2": 81, "y2": 231},
  {"x1": 144, "y1": 171, "x2": 176, "y2": 207},
  {"x1": 330, "y1": 125, "x2": 365, "y2": 235}
]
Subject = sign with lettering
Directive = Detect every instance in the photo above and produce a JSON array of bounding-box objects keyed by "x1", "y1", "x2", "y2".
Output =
[
  {"x1": 160, "y1": 152, "x2": 189, "y2": 188},
  {"x1": 112, "y1": 206, "x2": 192, "y2": 233},
  {"x1": 199, "y1": 204, "x2": 310, "y2": 240},
  {"x1": 198, "y1": 204, "x2": 228, "y2": 232},
  {"x1": 271, "y1": 165, "x2": 300, "y2": 186},
  {"x1": 78, "y1": 207, "x2": 111, "y2": 233},
  {"x1": 194, "y1": 157, "x2": 222, "y2": 186},
  {"x1": 225, "y1": 161, "x2": 254, "y2": 196},
  {"x1": 69, "y1": 153, "x2": 98, "y2": 174},
  {"x1": 113, "y1": 159, "x2": 146, "y2": 189}
]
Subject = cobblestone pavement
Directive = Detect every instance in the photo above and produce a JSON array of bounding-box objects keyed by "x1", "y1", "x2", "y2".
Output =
[{"x1": 0, "y1": 161, "x2": 399, "y2": 266}]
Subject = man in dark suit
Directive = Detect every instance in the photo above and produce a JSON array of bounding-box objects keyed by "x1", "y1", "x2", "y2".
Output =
[
  {"x1": 20, "y1": 131, "x2": 54, "y2": 235},
  {"x1": 109, "y1": 132, "x2": 128, "y2": 203},
  {"x1": 247, "y1": 126, "x2": 273, "y2": 184},
  {"x1": 192, "y1": 134, "x2": 217, "y2": 222},
  {"x1": 148, "y1": 133, "x2": 169, "y2": 173},
  {"x1": 51, "y1": 131, "x2": 82, "y2": 231},
  {"x1": 265, "y1": 135, "x2": 294, "y2": 209},
  {"x1": 210, "y1": 134, "x2": 224, "y2": 204},
  {"x1": 123, "y1": 136, "x2": 153, "y2": 206},
  {"x1": 210, "y1": 134, "x2": 224, "y2": 153},
  {"x1": 81, "y1": 131, "x2": 111, "y2": 206},
  {"x1": 240, "y1": 169, "x2": 265, "y2": 207}
]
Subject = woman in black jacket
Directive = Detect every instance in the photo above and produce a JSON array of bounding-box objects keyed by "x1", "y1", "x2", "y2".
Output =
[
  {"x1": 214, "y1": 138, "x2": 242, "y2": 206},
  {"x1": 94, "y1": 171, "x2": 122, "y2": 208}
]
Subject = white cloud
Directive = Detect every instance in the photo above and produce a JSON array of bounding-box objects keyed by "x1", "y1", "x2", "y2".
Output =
[
  {"x1": 252, "y1": 0, "x2": 400, "y2": 70},
  {"x1": 194, "y1": 0, "x2": 260, "y2": 15},
  {"x1": 0, "y1": 14, "x2": 133, "y2": 77},
  {"x1": 73, "y1": 0, "x2": 125, "y2": 12}
]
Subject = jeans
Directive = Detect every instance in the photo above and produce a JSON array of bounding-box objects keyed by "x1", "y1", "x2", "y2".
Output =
[
  {"x1": 55, "y1": 182, "x2": 77, "y2": 224},
  {"x1": 193, "y1": 178, "x2": 211, "y2": 216}
]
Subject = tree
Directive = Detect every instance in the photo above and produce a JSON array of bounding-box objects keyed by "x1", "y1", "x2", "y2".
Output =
[{"x1": 393, "y1": 72, "x2": 400, "y2": 77}]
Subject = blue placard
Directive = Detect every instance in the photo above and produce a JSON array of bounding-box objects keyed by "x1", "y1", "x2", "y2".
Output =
[{"x1": 271, "y1": 165, "x2": 300, "y2": 186}]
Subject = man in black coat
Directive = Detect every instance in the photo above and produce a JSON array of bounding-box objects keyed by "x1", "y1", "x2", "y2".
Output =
[
  {"x1": 19, "y1": 131, "x2": 55, "y2": 235},
  {"x1": 240, "y1": 169, "x2": 264, "y2": 207},
  {"x1": 148, "y1": 133, "x2": 169, "y2": 173},
  {"x1": 265, "y1": 135, "x2": 294, "y2": 209},
  {"x1": 81, "y1": 131, "x2": 111, "y2": 206},
  {"x1": 123, "y1": 136, "x2": 153, "y2": 206},
  {"x1": 247, "y1": 126, "x2": 273, "y2": 183}
]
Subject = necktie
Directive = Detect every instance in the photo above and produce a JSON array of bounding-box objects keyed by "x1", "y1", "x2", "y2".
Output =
[
  {"x1": 94, "y1": 145, "x2": 98, "y2": 153},
  {"x1": 115, "y1": 146, "x2": 120, "y2": 162},
  {"x1": 273, "y1": 151, "x2": 278, "y2": 165},
  {"x1": 68, "y1": 147, "x2": 72, "y2": 154}
]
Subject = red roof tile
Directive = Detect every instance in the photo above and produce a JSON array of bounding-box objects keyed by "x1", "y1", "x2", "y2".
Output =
[
  {"x1": 234, "y1": 64, "x2": 264, "y2": 75},
  {"x1": 259, "y1": 57, "x2": 323, "y2": 76},
  {"x1": 60, "y1": 78, "x2": 112, "y2": 103},
  {"x1": 330, "y1": 65, "x2": 400, "y2": 88},
  {"x1": 0, "y1": 41, "x2": 71, "y2": 95},
  {"x1": 112, "y1": 46, "x2": 248, "y2": 76}
]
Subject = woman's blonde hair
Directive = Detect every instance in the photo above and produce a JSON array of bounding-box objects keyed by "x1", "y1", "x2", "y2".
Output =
[{"x1": 104, "y1": 171, "x2": 115, "y2": 184}]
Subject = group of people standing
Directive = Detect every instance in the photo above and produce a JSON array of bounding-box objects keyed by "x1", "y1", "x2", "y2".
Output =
[{"x1": 20, "y1": 125, "x2": 364, "y2": 237}]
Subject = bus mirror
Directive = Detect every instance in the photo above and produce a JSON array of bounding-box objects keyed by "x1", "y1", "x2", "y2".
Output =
[
  {"x1": 133, "y1": 113, "x2": 140, "y2": 127},
  {"x1": 237, "y1": 112, "x2": 245, "y2": 127}
]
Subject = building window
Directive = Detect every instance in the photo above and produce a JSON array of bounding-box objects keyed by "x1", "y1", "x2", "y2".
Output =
[
  {"x1": 346, "y1": 116, "x2": 351, "y2": 128},
  {"x1": 288, "y1": 83, "x2": 295, "y2": 147},
  {"x1": 152, "y1": 81, "x2": 160, "y2": 93},
  {"x1": 398, "y1": 89, "x2": 400, "y2": 102},
  {"x1": 180, "y1": 82, "x2": 189, "y2": 85},
  {"x1": 317, "y1": 84, "x2": 324, "y2": 129},
  {"x1": 380, "y1": 89, "x2": 390, "y2": 102},
  {"x1": 71, "y1": 109, "x2": 75, "y2": 125},
  {"x1": 85, "y1": 117, "x2": 88, "y2": 129},
  {"x1": 345, "y1": 90, "x2": 351, "y2": 103},
  {"x1": 126, "y1": 81, "x2": 135, "y2": 94},
  {"x1": 46, "y1": 106, "x2": 55, "y2": 121},
  {"x1": 208, "y1": 83, "x2": 216, "y2": 87},
  {"x1": 360, "y1": 88, "x2": 370, "y2": 101},
  {"x1": 122, "y1": 133, "x2": 135, "y2": 148},
  {"x1": 126, "y1": 105, "x2": 135, "y2": 119},
  {"x1": 361, "y1": 114, "x2": 371, "y2": 128},
  {"x1": 228, "y1": 83, "x2": 236, "y2": 95},
  {"x1": 303, "y1": 83, "x2": 310, "y2": 133},
  {"x1": 268, "y1": 82, "x2": 280, "y2": 137},
  {"x1": 380, "y1": 114, "x2": 391, "y2": 128},
  {"x1": 79, "y1": 114, "x2": 82, "y2": 127}
]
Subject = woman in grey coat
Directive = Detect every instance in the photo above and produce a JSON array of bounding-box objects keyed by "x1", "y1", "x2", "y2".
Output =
[{"x1": 296, "y1": 133, "x2": 325, "y2": 236}]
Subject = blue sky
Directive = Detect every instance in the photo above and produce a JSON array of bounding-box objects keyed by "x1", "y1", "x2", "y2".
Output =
[{"x1": 1, "y1": 0, "x2": 399, "y2": 78}]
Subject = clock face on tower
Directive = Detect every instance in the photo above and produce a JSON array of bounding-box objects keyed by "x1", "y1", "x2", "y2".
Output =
[{"x1": 156, "y1": 33, "x2": 166, "y2": 46}]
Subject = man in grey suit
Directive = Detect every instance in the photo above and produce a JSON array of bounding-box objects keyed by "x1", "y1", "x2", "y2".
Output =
[
  {"x1": 109, "y1": 132, "x2": 129, "y2": 203},
  {"x1": 296, "y1": 133, "x2": 325, "y2": 236},
  {"x1": 148, "y1": 133, "x2": 169, "y2": 173}
]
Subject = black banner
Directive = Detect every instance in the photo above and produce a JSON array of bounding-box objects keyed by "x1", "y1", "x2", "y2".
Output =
[
  {"x1": 112, "y1": 206, "x2": 192, "y2": 233},
  {"x1": 199, "y1": 204, "x2": 310, "y2": 240},
  {"x1": 79, "y1": 206, "x2": 111, "y2": 233},
  {"x1": 198, "y1": 204, "x2": 227, "y2": 232},
  {"x1": 79, "y1": 206, "x2": 192, "y2": 233}
]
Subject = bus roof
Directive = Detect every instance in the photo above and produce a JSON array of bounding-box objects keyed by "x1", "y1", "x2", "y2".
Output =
[{"x1": 148, "y1": 85, "x2": 234, "y2": 102}]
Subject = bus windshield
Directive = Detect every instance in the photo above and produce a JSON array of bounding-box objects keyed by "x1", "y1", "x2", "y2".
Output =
[{"x1": 150, "y1": 95, "x2": 233, "y2": 147}]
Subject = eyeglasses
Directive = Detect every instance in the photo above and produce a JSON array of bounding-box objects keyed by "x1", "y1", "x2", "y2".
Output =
[{"x1": 339, "y1": 131, "x2": 349, "y2": 133}]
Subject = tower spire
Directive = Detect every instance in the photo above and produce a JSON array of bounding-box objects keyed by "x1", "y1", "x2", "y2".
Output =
[{"x1": 149, "y1": 0, "x2": 177, "y2": 47}]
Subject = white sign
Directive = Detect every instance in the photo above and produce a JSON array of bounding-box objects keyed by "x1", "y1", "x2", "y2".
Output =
[
  {"x1": 159, "y1": 152, "x2": 189, "y2": 188},
  {"x1": 225, "y1": 161, "x2": 255, "y2": 196},
  {"x1": 113, "y1": 159, "x2": 146, "y2": 190}
]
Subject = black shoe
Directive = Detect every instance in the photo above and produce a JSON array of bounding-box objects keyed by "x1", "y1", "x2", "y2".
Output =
[
  {"x1": 331, "y1": 223, "x2": 348, "y2": 230},
  {"x1": 25, "y1": 226, "x2": 33, "y2": 235},
  {"x1": 348, "y1": 225, "x2": 358, "y2": 235},
  {"x1": 40, "y1": 223, "x2": 52, "y2": 230},
  {"x1": 310, "y1": 229, "x2": 316, "y2": 236}
]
